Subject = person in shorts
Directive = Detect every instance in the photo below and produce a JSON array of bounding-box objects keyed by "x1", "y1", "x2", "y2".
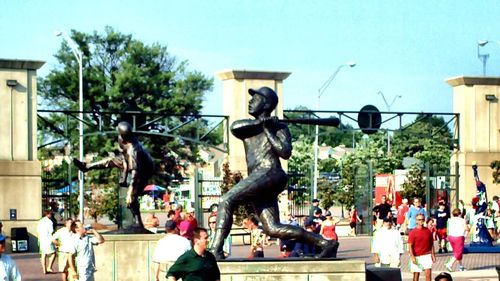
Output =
[
  {"x1": 408, "y1": 213, "x2": 436, "y2": 281},
  {"x1": 434, "y1": 202, "x2": 449, "y2": 253}
]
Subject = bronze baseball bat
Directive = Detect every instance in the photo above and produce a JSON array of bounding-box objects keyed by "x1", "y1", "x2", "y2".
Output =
[{"x1": 280, "y1": 117, "x2": 340, "y2": 127}]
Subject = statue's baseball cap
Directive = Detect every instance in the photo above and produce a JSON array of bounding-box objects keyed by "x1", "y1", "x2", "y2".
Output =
[{"x1": 248, "y1": 87, "x2": 278, "y2": 109}]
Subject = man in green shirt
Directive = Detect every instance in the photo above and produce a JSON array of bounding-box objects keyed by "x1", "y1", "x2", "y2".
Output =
[{"x1": 167, "y1": 227, "x2": 220, "y2": 281}]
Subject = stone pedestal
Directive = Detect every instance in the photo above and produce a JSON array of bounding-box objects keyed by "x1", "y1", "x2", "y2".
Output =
[
  {"x1": 446, "y1": 76, "x2": 500, "y2": 202},
  {"x1": 94, "y1": 234, "x2": 366, "y2": 281},
  {"x1": 0, "y1": 59, "x2": 45, "y2": 252}
]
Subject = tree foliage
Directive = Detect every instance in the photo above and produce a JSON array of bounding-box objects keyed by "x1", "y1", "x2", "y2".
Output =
[
  {"x1": 399, "y1": 164, "x2": 426, "y2": 201},
  {"x1": 287, "y1": 136, "x2": 314, "y2": 187},
  {"x1": 491, "y1": 160, "x2": 500, "y2": 184},
  {"x1": 219, "y1": 162, "x2": 251, "y2": 225},
  {"x1": 392, "y1": 115, "x2": 453, "y2": 173}
]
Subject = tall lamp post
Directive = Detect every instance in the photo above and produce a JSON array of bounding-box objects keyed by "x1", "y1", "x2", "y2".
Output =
[
  {"x1": 312, "y1": 61, "x2": 356, "y2": 200},
  {"x1": 377, "y1": 91, "x2": 401, "y2": 153},
  {"x1": 55, "y1": 31, "x2": 85, "y2": 222}
]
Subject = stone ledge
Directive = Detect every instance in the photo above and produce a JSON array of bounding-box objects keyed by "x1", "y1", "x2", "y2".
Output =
[{"x1": 0, "y1": 161, "x2": 41, "y2": 176}]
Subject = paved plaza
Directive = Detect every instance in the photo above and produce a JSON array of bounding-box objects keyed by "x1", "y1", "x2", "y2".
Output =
[{"x1": 11, "y1": 234, "x2": 499, "y2": 281}]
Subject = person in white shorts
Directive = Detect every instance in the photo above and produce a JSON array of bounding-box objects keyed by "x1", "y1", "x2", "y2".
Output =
[
  {"x1": 37, "y1": 210, "x2": 56, "y2": 274},
  {"x1": 408, "y1": 213, "x2": 436, "y2": 281}
]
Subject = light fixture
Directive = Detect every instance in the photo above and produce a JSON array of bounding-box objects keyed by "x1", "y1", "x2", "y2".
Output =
[
  {"x1": 478, "y1": 40, "x2": 489, "y2": 47},
  {"x1": 485, "y1": 94, "x2": 498, "y2": 102},
  {"x1": 6, "y1": 80, "x2": 18, "y2": 87}
]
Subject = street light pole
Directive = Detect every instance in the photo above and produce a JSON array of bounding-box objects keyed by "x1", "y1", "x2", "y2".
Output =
[
  {"x1": 478, "y1": 40, "x2": 500, "y2": 76},
  {"x1": 312, "y1": 61, "x2": 356, "y2": 200},
  {"x1": 55, "y1": 31, "x2": 85, "y2": 223},
  {"x1": 377, "y1": 91, "x2": 401, "y2": 154}
]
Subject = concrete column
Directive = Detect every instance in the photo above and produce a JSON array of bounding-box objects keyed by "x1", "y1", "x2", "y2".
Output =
[
  {"x1": 217, "y1": 70, "x2": 291, "y2": 176},
  {"x1": 447, "y1": 76, "x2": 500, "y2": 202},
  {"x1": 0, "y1": 59, "x2": 45, "y2": 252}
]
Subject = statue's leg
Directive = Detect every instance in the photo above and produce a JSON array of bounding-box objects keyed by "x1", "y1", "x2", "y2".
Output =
[
  {"x1": 73, "y1": 157, "x2": 124, "y2": 172},
  {"x1": 128, "y1": 180, "x2": 146, "y2": 228},
  {"x1": 210, "y1": 174, "x2": 266, "y2": 258},
  {"x1": 257, "y1": 202, "x2": 339, "y2": 258}
]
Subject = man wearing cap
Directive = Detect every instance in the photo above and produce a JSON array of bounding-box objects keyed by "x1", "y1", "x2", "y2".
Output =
[
  {"x1": 210, "y1": 86, "x2": 338, "y2": 259},
  {"x1": 153, "y1": 220, "x2": 191, "y2": 281},
  {"x1": 309, "y1": 199, "x2": 321, "y2": 217},
  {"x1": 0, "y1": 234, "x2": 21, "y2": 280}
]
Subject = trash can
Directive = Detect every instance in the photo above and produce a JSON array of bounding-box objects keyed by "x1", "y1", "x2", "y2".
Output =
[{"x1": 11, "y1": 227, "x2": 29, "y2": 253}]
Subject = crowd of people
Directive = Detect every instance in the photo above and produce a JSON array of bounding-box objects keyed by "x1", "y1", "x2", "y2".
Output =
[
  {"x1": 33, "y1": 210, "x2": 105, "y2": 281},
  {"x1": 1, "y1": 191, "x2": 498, "y2": 281},
  {"x1": 370, "y1": 193, "x2": 500, "y2": 281}
]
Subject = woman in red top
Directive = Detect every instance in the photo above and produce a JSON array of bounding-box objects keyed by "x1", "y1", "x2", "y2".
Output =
[
  {"x1": 320, "y1": 211, "x2": 340, "y2": 241},
  {"x1": 349, "y1": 206, "x2": 362, "y2": 236}
]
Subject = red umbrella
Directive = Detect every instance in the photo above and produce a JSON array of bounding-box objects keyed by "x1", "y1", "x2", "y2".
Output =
[{"x1": 144, "y1": 184, "x2": 166, "y2": 192}]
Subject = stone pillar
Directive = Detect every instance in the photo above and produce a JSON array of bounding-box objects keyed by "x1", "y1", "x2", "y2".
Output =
[
  {"x1": 217, "y1": 70, "x2": 291, "y2": 176},
  {"x1": 446, "y1": 76, "x2": 500, "y2": 202},
  {"x1": 0, "y1": 59, "x2": 45, "y2": 252}
]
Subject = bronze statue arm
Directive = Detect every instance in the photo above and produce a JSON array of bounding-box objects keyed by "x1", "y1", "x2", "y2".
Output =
[
  {"x1": 231, "y1": 119, "x2": 262, "y2": 139},
  {"x1": 262, "y1": 117, "x2": 292, "y2": 159},
  {"x1": 126, "y1": 169, "x2": 139, "y2": 206}
]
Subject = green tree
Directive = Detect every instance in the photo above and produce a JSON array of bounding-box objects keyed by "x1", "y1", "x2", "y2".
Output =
[
  {"x1": 392, "y1": 115, "x2": 453, "y2": 173},
  {"x1": 219, "y1": 162, "x2": 251, "y2": 225},
  {"x1": 400, "y1": 164, "x2": 426, "y2": 200},
  {"x1": 38, "y1": 27, "x2": 215, "y2": 221},
  {"x1": 490, "y1": 160, "x2": 500, "y2": 184},
  {"x1": 327, "y1": 134, "x2": 402, "y2": 208},
  {"x1": 288, "y1": 136, "x2": 314, "y2": 187}
]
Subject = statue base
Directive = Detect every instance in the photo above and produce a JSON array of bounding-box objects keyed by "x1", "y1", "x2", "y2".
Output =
[
  {"x1": 464, "y1": 243, "x2": 500, "y2": 253},
  {"x1": 106, "y1": 225, "x2": 153, "y2": 234}
]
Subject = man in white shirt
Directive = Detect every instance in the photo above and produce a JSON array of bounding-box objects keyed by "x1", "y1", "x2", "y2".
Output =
[
  {"x1": 68, "y1": 221, "x2": 105, "y2": 281},
  {"x1": 52, "y1": 218, "x2": 76, "y2": 281},
  {"x1": 152, "y1": 220, "x2": 191, "y2": 281},
  {"x1": 0, "y1": 234, "x2": 21, "y2": 281},
  {"x1": 37, "y1": 210, "x2": 56, "y2": 274},
  {"x1": 371, "y1": 218, "x2": 404, "y2": 267}
]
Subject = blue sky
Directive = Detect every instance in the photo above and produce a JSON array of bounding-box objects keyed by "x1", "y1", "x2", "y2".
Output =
[{"x1": 2, "y1": 1, "x2": 500, "y2": 122}]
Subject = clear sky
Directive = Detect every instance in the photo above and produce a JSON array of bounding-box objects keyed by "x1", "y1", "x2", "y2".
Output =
[{"x1": 2, "y1": 0, "x2": 500, "y2": 121}]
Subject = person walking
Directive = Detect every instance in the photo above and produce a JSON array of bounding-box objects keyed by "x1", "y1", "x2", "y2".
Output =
[
  {"x1": 397, "y1": 198, "x2": 409, "y2": 232},
  {"x1": 349, "y1": 206, "x2": 362, "y2": 236},
  {"x1": 0, "y1": 234, "x2": 21, "y2": 281},
  {"x1": 434, "y1": 202, "x2": 449, "y2": 253},
  {"x1": 445, "y1": 208, "x2": 469, "y2": 272},
  {"x1": 373, "y1": 195, "x2": 392, "y2": 230},
  {"x1": 371, "y1": 218, "x2": 404, "y2": 268},
  {"x1": 152, "y1": 220, "x2": 191, "y2": 281},
  {"x1": 405, "y1": 198, "x2": 428, "y2": 233},
  {"x1": 167, "y1": 227, "x2": 220, "y2": 281},
  {"x1": 408, "y1": 214, "x2": 436, "y2": 281},
  {"x1": 320, "y1": 211, "x2": 340, "y2": 241},
  {"x1": 52, "y1": 218, "x2": 76, "y2": 281},
  {"x1": 68, "y1": 220, "x2": 105, "y2": 281},
  {"x1": 37, "y1": 210, "x2": 56, "y2": 274}
]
